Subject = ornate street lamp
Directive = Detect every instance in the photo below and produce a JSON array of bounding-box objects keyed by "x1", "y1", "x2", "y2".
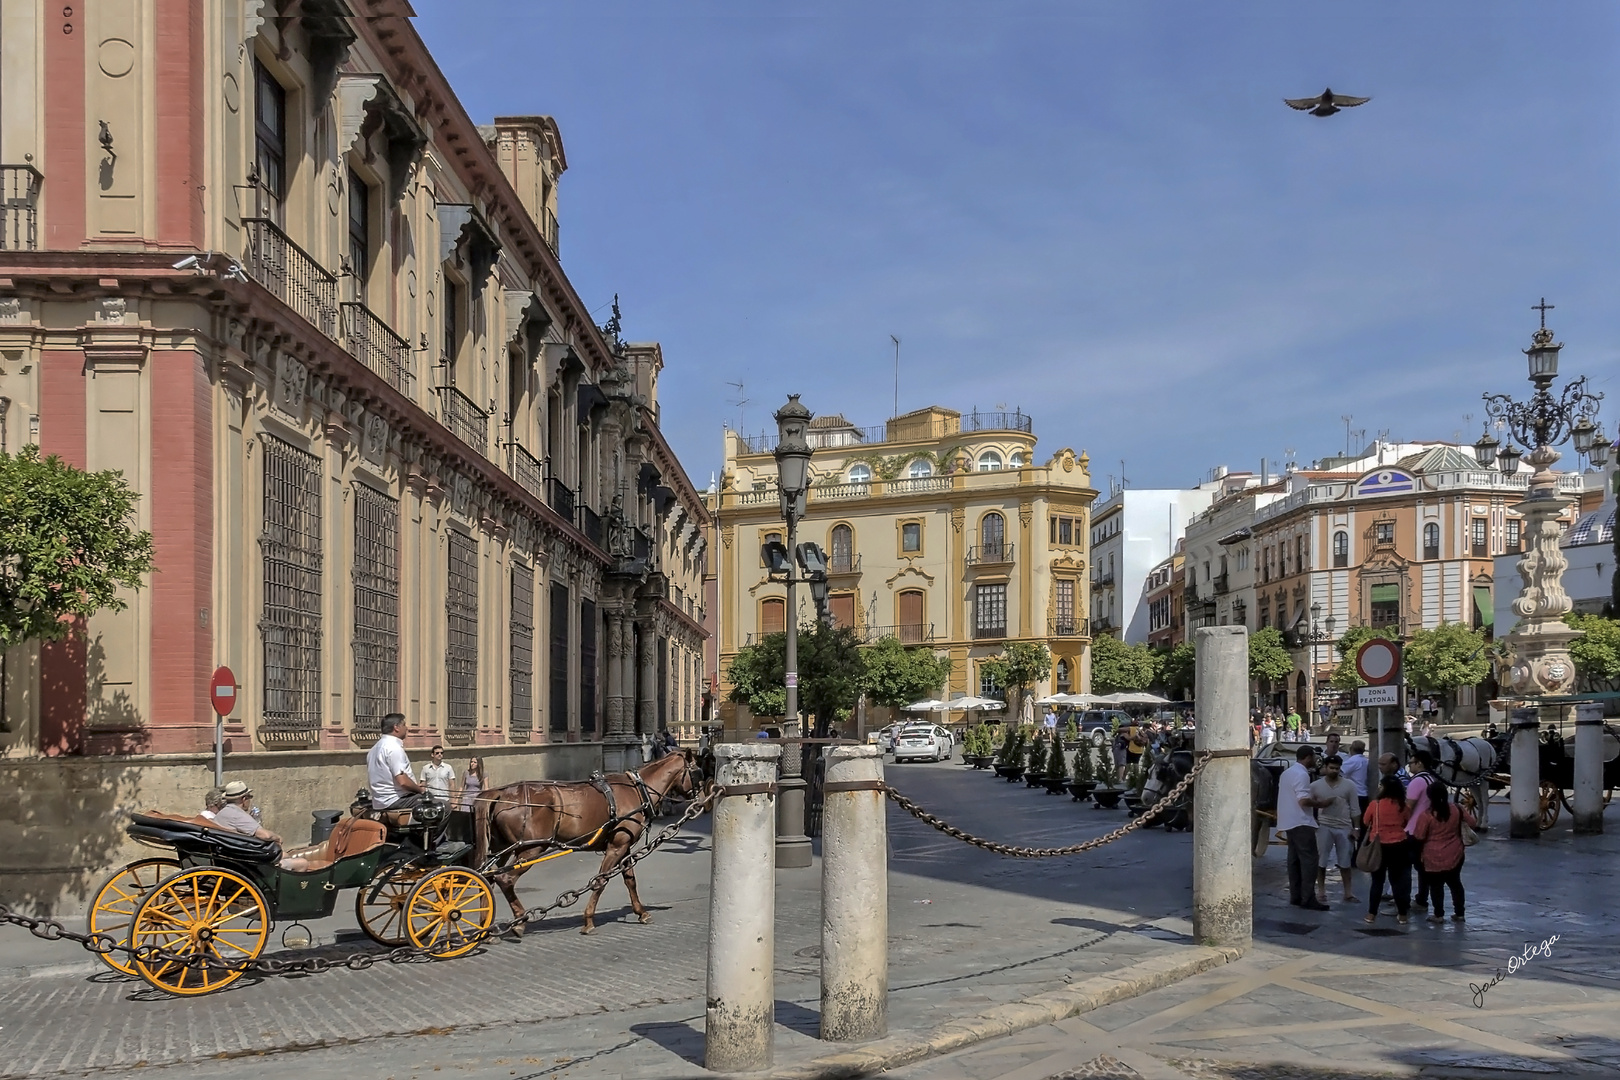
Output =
[
  {"x1": 1481, "y1": 300, "x2": 1604, "y2": 837},
  {"x1": 1306, "y1": 602, "x2": 1338, "y2": 729},
  {"x1": 771, "y1": 394, "x2": 814, "y2": 868}
]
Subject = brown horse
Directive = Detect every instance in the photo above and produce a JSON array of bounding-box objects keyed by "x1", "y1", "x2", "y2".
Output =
[{"x1": 472, "y1": 750, "x2": 698, "y2": 934}]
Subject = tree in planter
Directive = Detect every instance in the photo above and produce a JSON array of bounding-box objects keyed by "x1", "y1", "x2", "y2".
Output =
[
  {"x1": 1125, "y1": 761, "x2": 1148, "y2": 795},
  {"x1": 1402, "y1": 623, "x2": 1491, "y2": 714},
  {"x1": 1072, "y1": 740, "x2": 1095, "y2": 784},
  {"x1": 0, "y1": 447, "x2": 156, "y2": 730},
  {"x1": 1064, "y1": 715, "x2": 1079, "y2": 744},
  {"x1": 979, "y1": 641, "x2": 1053, "y2": 721},
  {"x1": 995, "y1": 724, "x2": 1020, "y2": 767},
  {"x1": 1048, "y1": 734, "x2": 1069, "y2": 779},
  {"x1": 1093, "y1": 737, "x2": 1116, "y2": 788},
  {"x1": 1091, "y1": 633, "x2": 1160, "y2": 693},
  {"x1": 1328, "y1": 625, "x2": 1400, "y2": 690},
  {"x1": 1026, "y1": 729, "x2": 1048, "y2": 776}
]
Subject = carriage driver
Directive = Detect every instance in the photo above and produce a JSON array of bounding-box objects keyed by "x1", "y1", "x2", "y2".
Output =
[{"x1": 366, "y1": 713, "x2": 429, "y2": 811}]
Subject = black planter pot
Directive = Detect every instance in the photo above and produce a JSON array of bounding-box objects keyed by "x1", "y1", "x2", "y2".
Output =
[
  {"x1": 1067, "y1": 780, "x2": 1098, "y2": 801},
  {"x1": 1041, "y1": 776, "x2": 1069, "y2": 794},
  {"x1": 1123, "y1": 794, "x2": 1144, "y2": 816},
  {"x1": 1091, "y1": 788, "x2": 1124, "y2": 809},
  {"x1": 1025, "y1": 771, "x2": 1046, "y2": 788},
  {"x1": 995, "y1": 764, "x2": 1025, "y2": 781},
  {"x1": 967, "y1": 755, "x2": 993, "y2": 769}
]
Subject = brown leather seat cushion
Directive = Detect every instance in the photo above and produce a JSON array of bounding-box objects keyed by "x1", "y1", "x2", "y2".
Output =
[
  {"x1": 144, "y1": 810, "x2": 234, "y2": 832},
  {"x1": 283, "y1": 817, "x2": 387, "y2": 872}
]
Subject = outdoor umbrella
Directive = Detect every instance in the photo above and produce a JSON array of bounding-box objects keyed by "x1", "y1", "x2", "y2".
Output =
[
  {"x1": 1112, "y1": 691, "x2": 1170, "y2": 705},
  {"x1": 902, "y1": 699, "x2": 948, "y2": 711},
  {"x1": 946, "y1": 696, "x2": 1006, "y2": 711}
]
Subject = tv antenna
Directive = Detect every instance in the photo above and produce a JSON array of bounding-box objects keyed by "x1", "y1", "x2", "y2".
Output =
[
  {"x1": 1341, "y1": 414, "x2": 1353, "y2": 457},
  {"x1": 890, "y1": 335, "x2": 900, "y2": 419},
  {"x1": 725, "y1": 381, "x2": 750, "y2": 434}
]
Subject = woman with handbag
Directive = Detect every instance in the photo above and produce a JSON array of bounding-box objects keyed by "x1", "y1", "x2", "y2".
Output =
[
  {"x1": 1360, "y1": 775, "x2": 1414, "y2": 925},
  {"x1": 1412, "y1": 777, "x2": 1477, "y2": 923}
]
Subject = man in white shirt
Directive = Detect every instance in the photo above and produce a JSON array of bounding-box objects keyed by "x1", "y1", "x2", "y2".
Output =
[
  {"x1": 367, "y1": 713, "x2": 427, "y2": 810},
  {"x1": 421, "y1": 745, "x2": 456, "y2": 803},
  {"x1": 1310, "y1": 755, "x2": 1360, "y2": 904},
  {"x1": 1276, "y1": 745, "x2": 1330, "y2": 910}
]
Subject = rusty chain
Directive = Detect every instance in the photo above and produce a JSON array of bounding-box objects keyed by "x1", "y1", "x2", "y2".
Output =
[
  {"x1": 0, "y1": 787, "x2": 718, "y2": 981},
  {"x1": 880, "y1": 751, "x2": 1211, "y2": 857}
]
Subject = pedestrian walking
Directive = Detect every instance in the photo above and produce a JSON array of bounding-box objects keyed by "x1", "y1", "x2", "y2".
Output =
[
  {"x1": 1261, "y1": 716, "x2": 1277, "y2": 745},
  {"x1": 1285, "y1": 709, "x2": 1302, "y2": 738},
  {"x1": 1310, "y1": 754, "x2": 1359, "y2": 904},
  {"x1": 1412, "y1": 777, "x2": 1476, "y2": 922},
  {"x1": 1362, "y1": 774, "x2": 1414, "y2": 924},
  {"x1": 1278, "y1": 745, "x2": 1330, "y2": 910},
  {"x1": 421, "y1": 745, "x2": 456, "y2": 803}
]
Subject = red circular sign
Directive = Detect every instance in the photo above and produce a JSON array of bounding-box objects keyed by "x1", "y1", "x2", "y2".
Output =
[
  {"x1": 209, "y1": 666, "x2": 238, "y2": 717},
  {"x1": 1355, "y1": 640, "x2": 1401, "y2": 686}
]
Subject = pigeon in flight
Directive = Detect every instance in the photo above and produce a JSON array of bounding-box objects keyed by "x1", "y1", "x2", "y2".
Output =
[{"x1": 1284, "y1": 88, "x2": 1371, "y2": 117}]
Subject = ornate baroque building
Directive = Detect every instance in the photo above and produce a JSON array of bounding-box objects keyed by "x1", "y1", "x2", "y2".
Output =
[{"x1": 0, "y1": 2, "x2": 709, "y2": 773}]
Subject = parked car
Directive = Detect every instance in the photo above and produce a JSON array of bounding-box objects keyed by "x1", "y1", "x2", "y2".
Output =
[
  {"x1": 892, "y1": 723, "x2": 954, "y2": 763},
  {"x1": 1076, "y1": 709, "x2": 1133, "y2": 746}
]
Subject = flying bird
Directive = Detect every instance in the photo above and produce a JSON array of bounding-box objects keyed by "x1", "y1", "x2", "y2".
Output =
[{"x1": 1284, "y1": 88, "x2": 1371, "y2": 117}]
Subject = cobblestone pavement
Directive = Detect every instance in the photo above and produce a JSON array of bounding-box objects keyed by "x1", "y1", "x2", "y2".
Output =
[
  {"x1": 0, "y1": 756, "x2": 1205, "y2": 1078},
  {"x1": 880, "y1": 801, "x2": 1620, "y2": 1080}
]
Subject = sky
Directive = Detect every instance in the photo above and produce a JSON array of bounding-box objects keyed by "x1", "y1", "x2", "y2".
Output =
[{"x1": 414, "y1": 1, "x2": 1620, "y2": 492}]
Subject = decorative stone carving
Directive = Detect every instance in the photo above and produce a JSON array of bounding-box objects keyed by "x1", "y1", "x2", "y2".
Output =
[
  {"x1": 274, "y1": 352, "x2": 308, "y2": 416},
  {"x1": 950, "y1": 508, "x2": 965, "y2": 534},
  {"x1": 362, "y1": 411, "x2": 389, "y2": 462},
  {"x1": 512, "y1": 514, "x2": 533, "y2": 556},
  {"x1": 97, "y1": 297, "x2": 128, "y2": 323},
  {"x1": 0, "y1": 298, "x2": 23, "y2": 322},
  {"x1": 1019, "y1": 501, "x2": 1033, "y2": 528},
  {"x1": 451, "y1": 473, "x2": 473, "y2": 519}
]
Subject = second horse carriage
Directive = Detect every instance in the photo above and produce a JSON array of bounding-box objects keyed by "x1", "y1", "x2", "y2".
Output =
[{"x1": 1484, "y1": 717, "x2": 1620, "y2": 830}]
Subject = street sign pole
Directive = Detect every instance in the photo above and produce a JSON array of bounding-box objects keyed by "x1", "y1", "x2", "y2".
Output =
[
  {"x1": 209, "y1": 666, "x2": 238, "y2": 788},
  {"x1": 216, "y1": 714, "x2": 224, "y2": 789}
]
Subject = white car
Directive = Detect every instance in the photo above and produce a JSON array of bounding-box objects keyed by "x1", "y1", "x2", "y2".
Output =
[{"x1": 892, "y1": 723, "x2": 954, "y2": 763}]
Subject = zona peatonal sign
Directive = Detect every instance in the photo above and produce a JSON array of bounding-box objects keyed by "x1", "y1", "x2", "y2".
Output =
[{"x1": 1354, "y1": 638, "x2": 1403, "y2": 708}]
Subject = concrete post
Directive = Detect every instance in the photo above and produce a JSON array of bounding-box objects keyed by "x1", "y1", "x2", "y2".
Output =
[
  {"x1": 705, "y1": 742, "x2": 781, "y2": 1072},
  {"x1": 1573, "y1": 703, "x2": 1604, "y2": 834},
  {"x1": 1192, "y1": 625, "x2": 1251, "y2": 949},
  {"x1": 820, "y1": 745, "x2": 887, "y2": 1041},
  {"x1": 1509, "y1": 708, "x2": 1542, "y2": 840}
]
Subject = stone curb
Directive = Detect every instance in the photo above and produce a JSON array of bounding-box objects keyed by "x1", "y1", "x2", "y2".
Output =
[{"x1": 753, "y1": 942, "x2": 1246, "y2": 1080}]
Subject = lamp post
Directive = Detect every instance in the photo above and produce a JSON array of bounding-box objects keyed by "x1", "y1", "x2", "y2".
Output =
[
  {"x1": 1473, "y1": 301, "x2": 1606, "y2": 837},
  {"x1": 772, "y1": 394, "x2": 814, "y2": 868},
  {"x1": 1306, "y1": 602, "x2": 1337, "y2": 732}
]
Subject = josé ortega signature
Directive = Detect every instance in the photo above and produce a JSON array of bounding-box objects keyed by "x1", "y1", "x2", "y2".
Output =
[{"x1": 1470, "y1": 935, "x2": 1560, "y2": 1008}]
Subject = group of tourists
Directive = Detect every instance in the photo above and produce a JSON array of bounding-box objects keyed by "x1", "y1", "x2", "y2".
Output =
[
  {"x1": 1276, "y1": 738, "x2": 1476, "y2": 924},
  {"x1": 1251, "y1": 706, "x2": 1315, "y2": 745}
]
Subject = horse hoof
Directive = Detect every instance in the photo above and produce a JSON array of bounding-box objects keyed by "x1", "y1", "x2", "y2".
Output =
[
  {"x1": 506, "y1": 921, "x2": 526, "y2": 938},
  {"x1": 580, "y1": 923, "x2": 596, "y2": 936},
  {"x1": 639, "y1": 913, "x2": 654, "y2": 925}
]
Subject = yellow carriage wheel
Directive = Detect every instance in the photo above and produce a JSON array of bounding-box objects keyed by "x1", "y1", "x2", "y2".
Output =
[
  {"x1": 404, "y1": 867, "x2": 495, "y2": 959},
  {"x1": 1539, "y1": 781, "x2": 1562, "y2": 831},
  {"x1": 129, "y1": 867, "x2": 268, "y2": 996},
  {"x1": 86, "y1": 858, "x2": 180, "y2": 975},
  {"x1": 356, "y1": 865, "x2": 424, "y2": 947}
]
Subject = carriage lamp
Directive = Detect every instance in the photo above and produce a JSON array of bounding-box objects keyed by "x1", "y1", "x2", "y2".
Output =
[
  {"x1": 1571, "y1": 415, "x2": 1598, "y2": 456},
  {"x1": 1496, "y1": 442, "x2": 1522, "y2": 476},
  {"x1": 1473, "y1": 426, "x2": 1500, "y2": 468},
  {"x1": 1589, "y1": 428, "x2": 1611, "y2": 470}
]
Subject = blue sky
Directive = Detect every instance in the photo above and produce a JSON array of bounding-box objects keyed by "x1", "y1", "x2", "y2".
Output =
[{"x1": 415, "y1": 1, "x2": 1620, "y2": 491}]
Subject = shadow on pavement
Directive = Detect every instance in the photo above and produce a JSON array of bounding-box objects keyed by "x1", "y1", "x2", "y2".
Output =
[{"x1": 627, "y1": 1018, "x2": 705, "y2": 1068}]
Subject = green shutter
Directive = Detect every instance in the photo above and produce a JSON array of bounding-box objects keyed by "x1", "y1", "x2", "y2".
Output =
[
  {"x1": 1370, "y1": 583, "x2": 1399, "y2": 604},
  {"x1": 1474, "y1": 586, "x2": 1494, "y2": 628}
]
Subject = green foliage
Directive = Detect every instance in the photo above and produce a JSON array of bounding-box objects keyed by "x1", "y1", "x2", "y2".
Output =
[
  {"x1": 996, "y1": 724, "x2": 1024, "y2": 766},
  {"x1": 825, "y1": 445, "x2": 969, "y2": 484},
  {"x1": 861, "y1": 635, "x2": 953, "y2": 710},
  {"x1": 1047, "y1": 731, "x2": 1068, "y2": 778},
  {"x1": 1072, "y1": 742, "x2": 1094, "y2": 783},
  {"x1": 1125, "y1": 761, "x2": 1148, "y2": 794},
  {"x1": 1248, "y1": 627, "x2": 1294, "y2": 685},
  {"x1": 1328, "y1": 625, "x2": 1401, "y2": 690},
  {"x1": 1402, "y1": 623, "x2": 1490, "y2": 697},
  {"x1": 1026, "y1": 731, "x2": 1047, "y2": 775},
  {"x1": 1155, "y1": 642, "x2": 1198, "y2": 698},
  {"x1": 1090, "y1": 633, "x2": 1160, "y2": 693},
  {"x1": 1064, "y1": 716, "x2": 1078, "y2": 743},
  {"x1": 1567, "y1": 614, "x2": 1620, "y2": 681},
  {"x1": 1093, "y1": 737, "x2": 1116, "y2": 788},
  {"x1": 979, "y1": 641, "x2": 1053, "y2": 715},
  {"x1": 726, "y1": 621, "x2": 867, "y2": 730},
  {"x1": 0, "y1": 446, "x2": 155, "y2": 649},
  {"x1": 964, "y1": 722, "x2": 995, "y2": 758}
]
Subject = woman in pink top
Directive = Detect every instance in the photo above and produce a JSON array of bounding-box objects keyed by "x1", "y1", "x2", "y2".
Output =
[{"x1": 1412, "y1": 778, "x2": 1477, "y2": 923}]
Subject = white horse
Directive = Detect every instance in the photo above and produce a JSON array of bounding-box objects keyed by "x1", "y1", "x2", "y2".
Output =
[{"x1": 1409, "y1": 735, "x2": 1497, "y2": 827}]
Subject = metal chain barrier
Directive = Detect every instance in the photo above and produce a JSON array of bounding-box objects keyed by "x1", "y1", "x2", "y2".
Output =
[
  {"x1": 881, "y1": 751, "x2": 1212, "y2": 858},
  {"x1": 0, "y1": 787, "x2": 720, "y2": 980}
]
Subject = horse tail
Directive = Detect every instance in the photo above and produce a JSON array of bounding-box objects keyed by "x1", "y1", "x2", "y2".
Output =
[{"x1": 474, "y1": 786, "x2": 496, "y2": 867}]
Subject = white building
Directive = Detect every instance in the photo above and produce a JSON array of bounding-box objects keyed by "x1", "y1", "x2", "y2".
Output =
[
  {"x1": 1090, "y1": 475, "x2": 1233, "y2": 642},
  {"x1": 1182, "y1": 481, "x2": 1287, "y2": 634}
]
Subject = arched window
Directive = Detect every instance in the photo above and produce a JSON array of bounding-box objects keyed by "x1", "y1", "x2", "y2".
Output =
[
  {"x1": 908, "y1": 458, "x2": 933, "y2": 478},
  {"x1": 848, "y1": 463, "x2": 872, "y2": 484},
  {"x1": 981, "y1": 512, "x2": 1006, "y2": 555},
  {"x1": 1332, "y1": 530, "x2": 1349, "y2": 567},
  {"x1": 830, "y1": 523, "x2": 853, "y2": 571},
  {"x1": 1009, "y1": 451, "x2": 1024, "y2": 468},
  {"x1": 1055, "y1": 659, "x2": 1072, "y2": 693},
  {"x1": 1423, "y1": 522, "x2": 1440, "y2": 559},
  {"x1": 760, "y1": 597, "x2": 785, "y2": 635},
  {"x1": 977, "y1": 450, "x2": 1003, "y2": 472}
]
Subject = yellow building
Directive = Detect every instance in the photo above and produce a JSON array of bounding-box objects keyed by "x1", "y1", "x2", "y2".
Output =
[{"x1": 712, "y1": 406, "x2": 1097, "y2": 732}]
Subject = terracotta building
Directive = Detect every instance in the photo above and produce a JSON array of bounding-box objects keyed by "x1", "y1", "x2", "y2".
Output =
[{"x1": 0, "y1": 2, "x2": 707, "y2": 907}]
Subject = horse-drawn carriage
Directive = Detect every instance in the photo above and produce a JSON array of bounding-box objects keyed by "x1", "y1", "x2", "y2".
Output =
[
  {"x1": 1485, "y1": 720, "x2": 1620, "y2": 830},
  {"x1": 84, "y1": 751, "x2": 701, "y2": 997}
]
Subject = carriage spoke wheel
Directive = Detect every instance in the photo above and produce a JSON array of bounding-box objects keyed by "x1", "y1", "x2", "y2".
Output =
[
  {"x1": 129, "y1": 867, "x2": 268, "y2": 996},
  {"x1": 87, "y1": 858, "x2": 181, "y2": 975},
  {"x1": 1539, "y1": 781, "x2": 1562, "y2": 831},
  {"x1": 404, "y1": 867, "x2": 495, "y2": 959},
  {"x1": 356, "y1": 866, "x2": 425, "y2": 947}
]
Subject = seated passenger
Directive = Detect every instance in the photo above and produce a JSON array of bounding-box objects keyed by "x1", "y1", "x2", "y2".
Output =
[
  {"x1": 213, "y1": 781, "x2": 283, "y2": 846},
  {"x1": 200, "y1": 787, "x2": 226, "y2": 821}
]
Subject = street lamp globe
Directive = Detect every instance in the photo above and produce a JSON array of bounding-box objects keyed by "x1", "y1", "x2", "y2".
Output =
[
  {"x1": 772, "y1": 394, "x2": 814, "y2": 500},
  {"x1": 1473, "y1": 427, "x2": 1500, "y2": 467},
  {"x1": 1525, "y1": 326, "x2": 1561, "y2": 386},
  {"x1": 1325, "y1": 615, "x2": 1337, "y2": 638},
  {"x1": 1310, "y1": 601, "x2": 1322, "y2": 625},
  {"x1": 1590, "y1": 429, "x2": 1612, "y2": 470},
  {"x1": 1497, "y1": 442, "x2": 1522, "y2": 476},
  {"x1": 1570, "y1": 415, "x2": 1597, "y2": 456}
]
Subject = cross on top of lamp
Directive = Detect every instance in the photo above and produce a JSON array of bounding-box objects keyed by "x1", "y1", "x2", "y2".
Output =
[
  {"x1": 1473, "y1": 300, "x2": 1604, "y2": 498},
  {"x1": 773, "y1": 394, "x2": 813, "y2": 521}
]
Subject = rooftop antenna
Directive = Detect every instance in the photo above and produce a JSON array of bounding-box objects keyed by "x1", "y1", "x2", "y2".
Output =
[
  {"x1": 890, "y1": 335, "x2": 900, "y2": 420},
  {"x1": 1341, "y1": 414, "x2": 1353, "y2": 457},
  {"x1": 1119, "y1": 459, "x2": 1129, "y2": 491},
  {"x1": 725, "y1": 380, "x2": 750, "y2": 435}
]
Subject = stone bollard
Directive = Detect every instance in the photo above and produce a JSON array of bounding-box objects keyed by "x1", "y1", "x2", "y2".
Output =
[
  {"x1": 820, "y1": 744, "x2": 888, "y2": 1041},
  {"x1": 1573, "y1": 703, "x2": 1604, "y2": 835},
  {"x1": 1509, "y1": 708, "x2": 1542, "y2": 840},
  {"x1": 1192, "y1": 625, "x2": 1252, "y2": 949},
  {"x1": 705, "y1": 742, "x2": 781, "y2": 1072}
]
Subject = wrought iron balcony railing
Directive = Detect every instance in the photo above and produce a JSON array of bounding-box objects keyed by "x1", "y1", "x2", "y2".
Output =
[
  {"x1": 243, "y1": 217, "x2": 338, "y2": 338},
  {"x1": 973, "y1": 622, "x2": 1008, "y2": 640},
  {"x1": 962, "y1": 408, "x2": 1033, "y2": 434},
  {"x1": 829, "y1": 552, "x2": 861, "y2": 573},
  {"x1": 341, "y1": 301, "x2": 413, "y2": 396},
  {"x1": 547, "y1": 477, "x2": 577, "y2": 521},
  {"x1": 1048, "y1": 616, "x2": 1087, "y2": 638},
  {"x1": 1212, "y1": 573, "x2": 1230, "y2": 595},
  {"x1": 863, "y1": 623, "x2": 936, "y2": 645},
  {"x1": 435, "y1": 386, "x2": 489, "y2": 454},
  {"x1": 579, "y1": 505, "x2": 604, "y2": 549},
  {"x1": 506, "y1": 443, "x2": 545, "y2": 500},
  {"x1": 0, "y1": 164, "x2": 42, "y2": 251},
  {"x1": 965, "y1": 543, "x2": 1014, "y2": 566}
]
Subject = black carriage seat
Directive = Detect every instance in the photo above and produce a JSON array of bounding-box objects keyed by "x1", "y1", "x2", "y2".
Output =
[
  {"x1": 279, "y1": 817, "x2": 389, "y2": 872},
  {"x1": 128, "y1": 812, "x2": 283, "y2": 864}
]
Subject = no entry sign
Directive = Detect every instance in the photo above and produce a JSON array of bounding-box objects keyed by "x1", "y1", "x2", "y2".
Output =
[
  {"x1": 1355, "y1": 639, "x2": 1402, "y2": 686},
  {"x1": 209, "y1": 666, "x2": 238, "y2": 717}
]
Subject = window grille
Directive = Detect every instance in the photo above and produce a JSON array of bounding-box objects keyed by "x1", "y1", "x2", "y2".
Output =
[
  {"x1": 974, "y1": 582, "x2": 1007, "y2": 639},
  {"x1": 260, "y1": 437, "x2": 322, "y2": 745},
  {"x1": 510, "y1": 562, "x2": 535, "y2": 742},
  {"x1": 446, "y1": 530, "x2": 479, "y2": 743},
  {"x1": 352, "y1": 484, "x2": 399, "y2": 738},
  {"x1": 550, "y1": 583, "x2": 569, "y2": 733}
]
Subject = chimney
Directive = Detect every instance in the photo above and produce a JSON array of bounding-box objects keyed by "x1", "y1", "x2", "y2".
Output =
[{"x1": 488, "y1": 116, "x2": 567, "y2": 254}]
